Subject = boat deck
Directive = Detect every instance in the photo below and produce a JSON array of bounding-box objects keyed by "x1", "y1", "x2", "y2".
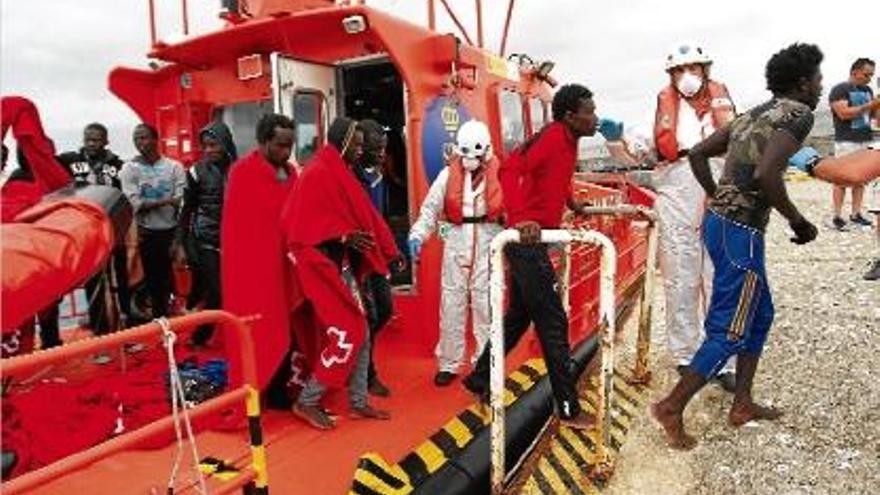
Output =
[{"x1": 28, "y1": 326, "x2": 538, "y2": 495}]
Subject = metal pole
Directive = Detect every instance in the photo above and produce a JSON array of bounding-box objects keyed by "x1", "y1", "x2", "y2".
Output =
[
  {"x1": 631, "y1": 218, "x2": 658, "y2": 384},
  {"x1": 475, "y1": 0, "x2": 484, "y2": 48},
  {"x1": 428, "y1": 0, "x2": 436, "y2": 30},
  {"x1": 585, "y1": 230, "x2": 617, "y2": 481},
  {"x1": 499, "y1": 0, "x2": 516, "y2": 56},
  {"x1": 489, "y1": 228, "x2": 616, "y2": 495},
  {"x1": 560, "y1": 242, "x2": 572, "y2": 312},
  {"x1": 148, "y1": 0, "x2": 158, "y2": 47},
  {"x1": 574, "y1": 204, "x2": 659, "y2": 384},
  {"x1": 489, "y1": 229, "x2": 519, "y2": 495},
  {"x1": 438, "y1": 0, "x2": 475, "y2": 46},
  {"x1": 181, "y1": 0, "x2": 190, "y2": 36}
]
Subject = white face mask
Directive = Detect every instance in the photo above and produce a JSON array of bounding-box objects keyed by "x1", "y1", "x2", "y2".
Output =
[
  {"x1": 676, "y1": 71, "x2": 703, "y2": 98},
  {"x1": 462, "y1": 156, "x2": 482, "y2": 171}
]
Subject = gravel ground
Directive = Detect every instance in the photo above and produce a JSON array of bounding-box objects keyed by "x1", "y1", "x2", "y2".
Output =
[{"x1": 606, "y1": 179, "x2": 879, "y2": 495}]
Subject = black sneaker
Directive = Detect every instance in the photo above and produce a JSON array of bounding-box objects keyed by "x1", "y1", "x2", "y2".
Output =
[
  {"x1": 864, "y1": 259, "x2": 880, "y2": 281},
  {"x1": 850, "y1": 213, "x2": 873, "y2": 227},
  {"x1": 434, "y1": 371, "x2": 457, "y2": 387},
  {"x1": 831, "y1": 217, "x2": 848, "y2": 231},
  {"x1": 462, "y1": 374, "x2": 489, "y2": 405}
]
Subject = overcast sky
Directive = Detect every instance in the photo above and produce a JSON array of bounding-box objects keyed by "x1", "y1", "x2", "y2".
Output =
[{"x1": 2, "y1": 0, "x2": 878, "y2": 157}]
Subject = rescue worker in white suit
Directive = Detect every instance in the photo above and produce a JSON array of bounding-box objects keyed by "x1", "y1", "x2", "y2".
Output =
[
  {"x1": 408, "y1": 120, "x2": 504, "y2": 387},
  {"x1": 653, "y1": 43, "x2": 738, "y2": 391}
]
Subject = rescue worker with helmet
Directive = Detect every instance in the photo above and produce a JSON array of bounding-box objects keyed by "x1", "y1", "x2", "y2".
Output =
[
  {"x1": 653, "y1": 43, "x2": 738, "y2": 390},
  {"x1": 408, "y1": 119, "x2": 504, "y2": 387}
]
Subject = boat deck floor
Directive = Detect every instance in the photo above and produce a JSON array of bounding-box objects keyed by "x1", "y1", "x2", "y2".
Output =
[{"x1": 30, "y1": 329, "x2": 538, "y2": 495}]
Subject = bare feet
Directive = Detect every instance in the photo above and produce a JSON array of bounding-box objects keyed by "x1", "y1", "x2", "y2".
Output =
[
  {"x1": 651, "y1": 402, "x2": 697, "y2": 450},
  {"x1": 729, "y1": 401, "x2": 782, "y2": 427}
]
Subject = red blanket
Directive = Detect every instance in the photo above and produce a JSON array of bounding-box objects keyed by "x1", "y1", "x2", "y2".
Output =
[
  {"x1": 281, "y1": 145, "x2": 397, "y2": 388},
  {"x1": 284, "y1": 146, "x2": 398, "y2": 275},
  {"x1": 1, "y1": 96, "x2": 71, "y2": 222},
  {"x1": 221, "y1": 150, "x2": 297, "y2": 390}
]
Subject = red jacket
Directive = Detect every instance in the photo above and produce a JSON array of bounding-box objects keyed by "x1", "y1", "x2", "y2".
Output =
[{"x1": 500, "y1": 122, "x2": 577, "y2": 228}]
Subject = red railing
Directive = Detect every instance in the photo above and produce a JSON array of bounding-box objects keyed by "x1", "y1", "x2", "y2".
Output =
[{"x1": 0, "y1": 310, "x2": 267, "y2": 494}]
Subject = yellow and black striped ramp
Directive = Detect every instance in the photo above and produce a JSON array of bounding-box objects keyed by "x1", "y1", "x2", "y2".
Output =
[
  {"x1": 516, "y1": 369, "x2": 648, "y2": 495},
  {"x1": 349, "y1": 359, "x2": 549, "y2": 495}
]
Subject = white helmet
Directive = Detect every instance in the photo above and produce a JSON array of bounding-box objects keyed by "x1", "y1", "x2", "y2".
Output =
[
  {"x1": 665, "y1": 43, "x2": 712, "y2": 71},
  {"x1": 456, "y1": 120, "x2": 492, "y2": 160}
]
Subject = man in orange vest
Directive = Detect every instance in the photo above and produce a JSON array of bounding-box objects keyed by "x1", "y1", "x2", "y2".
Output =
[
  {"x1": 652, "y1": 43, "x2": 738, "y2": 390},
  {"x1": 408, "y1": 119, "x2": 504, "y2": 387}
]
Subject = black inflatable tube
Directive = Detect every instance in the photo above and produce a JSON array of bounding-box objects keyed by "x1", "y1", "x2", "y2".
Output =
[{"x1": 412, "y1": 335, "x2": 600, "y2": 495}]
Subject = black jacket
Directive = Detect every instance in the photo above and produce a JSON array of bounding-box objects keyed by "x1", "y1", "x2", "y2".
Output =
[
  {"x1": 56, "y1": 148, "x2": 124, "y2": 188},
  {"x1": 179, "y1": 121, "x2": 238, "y2": 249}
]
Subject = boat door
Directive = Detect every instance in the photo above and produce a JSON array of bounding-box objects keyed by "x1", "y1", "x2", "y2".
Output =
[{"x1": 271, "y1": 53, "x2": 336, "y2": 164}]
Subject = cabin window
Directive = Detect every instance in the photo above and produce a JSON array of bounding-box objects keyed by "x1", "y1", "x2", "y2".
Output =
[
  {"x1": 219, "y1": 100, "x2": 273, "y2": 158},
  {"x1": 529, "y1": 97, "x2": 547, "y2": 134},
  {"x1": 498, "y1": 90, "x2": 525, "y2": 154},
  {"x1": 292, "y1": 91, "x2": 324, "y2": 164}
]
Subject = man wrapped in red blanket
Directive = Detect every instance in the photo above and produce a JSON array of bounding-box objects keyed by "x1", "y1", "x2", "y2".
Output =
[
  {"x1": 221, "y1": 114, "x2": 298, "y2": 394},
  {"x1": 282, "y1": 117, "x2": 401, "y2": 430}
]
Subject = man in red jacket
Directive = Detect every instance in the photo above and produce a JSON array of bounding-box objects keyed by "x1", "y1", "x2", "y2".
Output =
[{"x1": 462, "y1": 84, "x2": 598, "y2": 430}]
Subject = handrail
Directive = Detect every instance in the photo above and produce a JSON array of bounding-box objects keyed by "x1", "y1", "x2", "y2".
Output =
[
  {"x1": 488, "y1": 229, "x2": 617, "y2": 495},
  {"x1": 1, "y1": 310, "x2": 268, "y2": 495},
  {"x1": 576, "y1": 205, "x2": 659, "y2": 384}
]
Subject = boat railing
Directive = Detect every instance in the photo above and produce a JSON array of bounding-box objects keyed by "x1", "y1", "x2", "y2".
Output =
[
  {"x1": 488, "y1": 213, "x2": 659, "y2": 493},
  {"x1": 0, "y1": 310, "x2": 268, "y2": 495}
]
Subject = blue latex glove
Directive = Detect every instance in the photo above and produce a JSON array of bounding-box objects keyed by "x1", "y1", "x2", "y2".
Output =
[
  {"x1": 408, "y1": 239, "x2": 422, "y2": 259},
  {"x1": 788, "y1": 146, "x2": 821, "y2": 174},
  {"x1": 597, "y1": 118, "x2": 624, "y2": 141}
]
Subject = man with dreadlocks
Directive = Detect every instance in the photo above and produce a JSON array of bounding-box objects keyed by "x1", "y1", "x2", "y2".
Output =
[
  {"x1": 461, "y1": 84, "x2": 599, "y2": 430},
  {"x1": 283, "y1": 117, "x2": 396, "y2": 430}
]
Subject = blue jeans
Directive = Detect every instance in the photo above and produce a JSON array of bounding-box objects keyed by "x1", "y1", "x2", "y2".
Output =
[{"x1": 690, "y1": 211, "x2": 775, "y2": 379}]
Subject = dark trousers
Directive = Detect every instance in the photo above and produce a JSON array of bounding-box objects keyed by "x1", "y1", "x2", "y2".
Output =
[
  {"x1": 138, "y1": 227, "x2": 175, "y2": 318},
  {"x1": 467, "y1": 244, "x2": 581, "y2": 418},
  {"x1": 191, "y1": 246, "x2": 222, "y2": 344},
  {"x1": 37, "y1": 301, "x2": 61, "y2": 349},
  {"x1": 363, "y1": 273, "x2": 393, "y2": 382},
  {"x1": 85, "y1": 245, "x2": 131, "y2": 334}
]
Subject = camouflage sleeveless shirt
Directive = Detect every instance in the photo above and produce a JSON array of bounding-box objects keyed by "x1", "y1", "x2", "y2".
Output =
[{"x1": 708, "y1": 97, "x2": 814, "y2": 230}]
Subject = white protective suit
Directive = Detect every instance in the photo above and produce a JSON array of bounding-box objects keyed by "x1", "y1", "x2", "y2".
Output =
[
  {"x1": 409, "y1": 165, "x2": 503, "y2": 373},
  {"x1": 653, "y1": 101, "x2": 732, "y2": 369}
]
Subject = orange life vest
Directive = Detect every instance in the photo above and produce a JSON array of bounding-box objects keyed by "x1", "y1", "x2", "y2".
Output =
[
  {"x1": 654, "y1": 80, "x2": 735, "y2": 162},
  {"x1": 444, "y1": 155, "x2": 504, "y2": 224}
]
